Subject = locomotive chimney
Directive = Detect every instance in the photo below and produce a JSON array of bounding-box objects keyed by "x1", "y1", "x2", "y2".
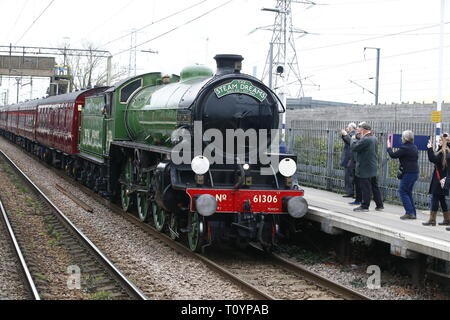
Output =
[{"x1": 214, "y1": 54, "x2": 244, "y2": 75}]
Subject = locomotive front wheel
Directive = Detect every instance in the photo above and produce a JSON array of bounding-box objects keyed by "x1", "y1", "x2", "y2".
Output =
[
  {"x1": 120, "y1": 158, "x2": 133, "y2": 212},
  {"x1": 188, "y1": 212, "x2": 204, "y2": 252},
  {"x1": 152, "y1": 202, "x2": 166, "y2": 232},
  {"x1": 136, "y1": 193, "x2": 149, "y2": 222}
]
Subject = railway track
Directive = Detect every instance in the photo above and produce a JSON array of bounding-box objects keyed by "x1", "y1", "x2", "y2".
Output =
[
  {"x1": 46, "y1": 164, "x2": 370, "y2": 300},
  {"x1": 0, "y1": 150, "x2": 147, "y2": 300},
  {"x1": 0, "y1": 142, "x2": 370, "y2": 300},
  {"x1": 0, "y1": 198, "x2": 40, "y2": 300}
]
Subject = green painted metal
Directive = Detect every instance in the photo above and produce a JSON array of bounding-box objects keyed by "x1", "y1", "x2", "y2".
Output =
[
  {"x1": 111, "y1": 73, "x2": 163, "y2": 140},
  {"x1": 180, "y1": 64, "x2": 213, "y2": 82},
  {"x1": 120, "y1": 158, "x2": 133, "y2": 211},
  {"x1": 125, "y1": 68, "x2": 213, "y2": 147},
  {"x1": 79, "y1": 68, "x2": 214, "y2": 159},
  {"x1": 79, "y1": 95, "x2": 107, "y2": 162},
  {"x1": 137, "y1": 192, "x2": 149, "y2": 222},
  {"x1": 79, "y1": 73, "x2": 165, "y2": 161},
  {"x1": 188, "y1": 212, "x2": 202, "y2": 252},
  {"x1": 152, "y1": 202, "x2": 166, "y2": 232}
]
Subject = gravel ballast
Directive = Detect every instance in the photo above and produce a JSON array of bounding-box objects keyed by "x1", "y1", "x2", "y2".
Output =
[
  {"x1": 0, "y1": 138, "x2": 251, "y2": 300},
  {"x1": 0, "y1": 210, "x2": 30, "y2": 300}
]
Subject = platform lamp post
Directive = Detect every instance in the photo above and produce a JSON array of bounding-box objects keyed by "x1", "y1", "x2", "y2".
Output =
[
  {"x1": 15, "y1": 77, "x2": 21, "y2": 104},
  {"x1": 364, "y1": 47, "x2": 380, "y2": 105}
]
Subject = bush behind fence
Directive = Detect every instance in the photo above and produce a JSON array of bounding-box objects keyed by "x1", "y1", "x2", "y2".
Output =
[{"x1": 288, "y1": 120, "x2": 450, "y2": 209}]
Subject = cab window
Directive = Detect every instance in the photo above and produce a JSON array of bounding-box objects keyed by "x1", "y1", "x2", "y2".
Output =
[{"x1": 120, "y1": 79, "x2": 142, "y2": 103}]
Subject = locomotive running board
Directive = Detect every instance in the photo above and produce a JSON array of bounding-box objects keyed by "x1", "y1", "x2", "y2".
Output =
[{"x1": 111, "y1": 141, "x2": 172, "y2": 155}]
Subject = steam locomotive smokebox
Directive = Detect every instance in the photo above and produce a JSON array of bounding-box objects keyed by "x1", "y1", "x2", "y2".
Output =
[{"x1": 214, "y1": 54, "x2": 244, "y2": 75}]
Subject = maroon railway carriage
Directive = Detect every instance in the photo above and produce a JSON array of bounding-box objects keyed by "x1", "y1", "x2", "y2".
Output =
[
  {"x1": 35, "y1": 88, "x2": 107, "y2": 155},
  {"x1": 1, "y1": 87, "x2": 107, "y2": 161},
  {"x1": 16, "y1": 101, "x2": 38, "y2": 142},
  {"x1": 0, "y1": 106, "x2": 9, "y2": 132}
]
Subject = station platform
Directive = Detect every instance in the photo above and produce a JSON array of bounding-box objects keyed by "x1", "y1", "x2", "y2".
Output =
[{"x1": 303, "y1": 187, "x2": 450, "y2": 262}]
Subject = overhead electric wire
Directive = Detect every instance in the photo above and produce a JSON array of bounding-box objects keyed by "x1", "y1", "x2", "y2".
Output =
[
  {"x1": 15, "y1": 0, "x2": 56, "y2": 45},
  {"x1": 314, "y1": 32, "x2": 450, "y2": 36},
  {"x1": 330, "y1": 0, "x2": 403, "y2": 5},
  {"x1": 309, "y1": 22, "x2": 441, "y2": 31},
  {"x1": 113, "y1": 0, "x2": 234, "y2": 57},
  {"x1": 305, "y1": 44, "x2": 450, "y2": 73},
  {"x1": 303, "y1": 22, "x2": 450, "y2": 51},
  {"x1": 7, "y1": 0, "x2": 29, "y2": 43},
  {"x1": 101, "y1": 0, "x2": 210, "y2": 49}
]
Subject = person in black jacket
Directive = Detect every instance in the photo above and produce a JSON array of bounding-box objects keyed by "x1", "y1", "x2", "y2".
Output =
[
  {"x1": 387, "y1": 130, "x2": 419, "y2": 220},
  {"x1": 340, "y1": 123, "x2": 357, "y2": 198},
  {"x1": 423, "y1": 136, "x2": 450, "y2": 226},
  {"x1": 350, "y1": 122, "x2": 384, "y2": 212}
]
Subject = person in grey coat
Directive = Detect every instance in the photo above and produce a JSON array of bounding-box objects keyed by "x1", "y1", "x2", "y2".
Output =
[
  {"x1": 340, "y1": 123, "x2": 357, "y2": 198},
  {"x1": 350, "y1": 122, "x2": 384, "y2": 212}
]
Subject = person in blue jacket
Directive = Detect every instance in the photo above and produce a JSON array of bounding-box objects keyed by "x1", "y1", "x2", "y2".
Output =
[{"x1": 387, "y1": 130, "x2": 419, "y2": 220}]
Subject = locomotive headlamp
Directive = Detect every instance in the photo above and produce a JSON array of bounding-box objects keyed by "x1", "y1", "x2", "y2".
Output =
[
  {"x1": 243, "y1": 164, "x2": 250, "y2": 171},
  {"x1": 191, "y1": 156, "x2": 210, "y2": 175},
  {"x1": 279, "y1": 158, "x2": 297, "y2": 177},
  {"x1": 287, "y1": 196, "x2": 308, "y2": 219},
  {"x1": 196, "y1": 194, "x2": 217, "y2": 217}
]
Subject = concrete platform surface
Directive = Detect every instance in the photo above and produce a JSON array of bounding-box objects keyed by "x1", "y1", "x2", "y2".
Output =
[{"x1": 303, "y1": 186, "x2": 450, "y2": 261}]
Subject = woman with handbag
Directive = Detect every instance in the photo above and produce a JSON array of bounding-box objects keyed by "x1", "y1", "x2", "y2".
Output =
[
  {"x1": 422, "y1": 136, "x2": 450, "y2": 226},
  {"x1": 387, "y1": 130, "x2": 419, "y2": 220}
]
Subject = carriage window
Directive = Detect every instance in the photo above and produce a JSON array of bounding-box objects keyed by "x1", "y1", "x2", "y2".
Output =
[{"x1": 120, "y1": 79, "x2": 142, "y2": 103}]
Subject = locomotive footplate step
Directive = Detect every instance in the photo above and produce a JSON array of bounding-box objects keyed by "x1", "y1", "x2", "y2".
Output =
[{"x1": 303, "y1": 186, "x2": 450, "y2": 262}]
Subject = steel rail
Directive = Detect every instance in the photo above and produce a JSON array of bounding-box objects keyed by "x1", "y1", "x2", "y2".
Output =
[
  {"x1": 0, "y1": 199, "x2": 40, "y2": 300},
  {"x1": 0, "y1": 150, "x2": 148, "y2": 301},
  {"x1": 66, "y1": 183, "x2": 275, "y2": 300},
  {"x1": 57, "y1": 176, "x2": 368, "y2": 300},
  {"x1": 249, "y1": 243, "x2": 371, "y2": 300},
  {"x1": 0, "y1": 141, "x2": 369, "y2": 300}
]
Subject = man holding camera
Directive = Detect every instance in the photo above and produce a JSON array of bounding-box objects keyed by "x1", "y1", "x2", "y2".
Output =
[
  {"x1": 347, "y1": 122, "x2": 384, "y2": 212},
  {"x1": 340, "y1": 123, "x2": 357, "y2": 198}
]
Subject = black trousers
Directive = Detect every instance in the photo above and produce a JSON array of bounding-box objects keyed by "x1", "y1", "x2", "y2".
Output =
[
  {"x1": 344, "y1": 166, "x2": 355, "y2": 196},
  {"x1": 431, "y1": 194, "x2": 448, "y2": 212},
  {"x1": 359, "y1": 176, "x2": 383, "y2": 209},
  {"x1": 354, "y1": 176, "x2": 362, "y2": 203}
]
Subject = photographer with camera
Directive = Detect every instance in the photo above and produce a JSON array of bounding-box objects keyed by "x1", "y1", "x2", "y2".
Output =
[
  {"x1": 340, "y1": 123, "x2": 357, "y2": 199},
  {"x1": 423, "y1": 134, "x2": 450, "y2": 226},
  {"x1": 387, "y1": 130, "x2": 419, "y2": 220},
  {"x1": 350, "y1": 122, "x2": 384, "y2": 212}
]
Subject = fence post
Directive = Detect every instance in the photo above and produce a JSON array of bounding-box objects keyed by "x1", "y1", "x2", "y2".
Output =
[
  {"x1": 287, "y1": 128, "x2": 294, "y2": 154},
  {"x1": 326, "y1": 129, "x2": 334, "y2": 190}
]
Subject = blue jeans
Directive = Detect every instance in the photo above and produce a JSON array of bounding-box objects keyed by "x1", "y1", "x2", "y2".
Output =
[{"x1": 399, "y1": 172, "x2": 419, "y2": 216}]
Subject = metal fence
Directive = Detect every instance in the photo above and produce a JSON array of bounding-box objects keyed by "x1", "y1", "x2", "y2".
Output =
[{"x1": 288, "y1": 120, "x2": 450, "y2": 209}]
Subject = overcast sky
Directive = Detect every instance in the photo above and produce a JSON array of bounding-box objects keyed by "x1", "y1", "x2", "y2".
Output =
[{"x1": 0, "y1": 0, "x2": 448, "y2": 105}]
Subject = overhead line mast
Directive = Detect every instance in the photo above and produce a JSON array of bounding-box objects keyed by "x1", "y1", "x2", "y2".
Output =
[
  {"x1": 262, "y1": 0, "x2": 311, "y2": 97},
  {"x1": 261, "y1": 0, "x2": 316, "y2": 153}
]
